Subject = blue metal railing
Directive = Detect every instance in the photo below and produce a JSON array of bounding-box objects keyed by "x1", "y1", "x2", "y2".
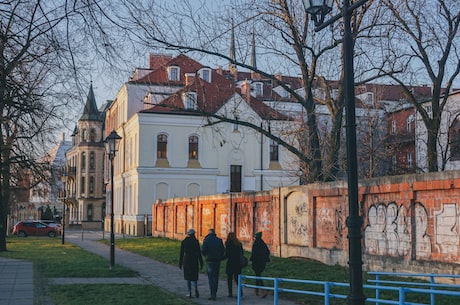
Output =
[
  {"x1": 237, "y1": 273, "x2": 460, "y2": 305},
  {"x1": 368, "y1": 272, "x2": 460, "y2": 305}
]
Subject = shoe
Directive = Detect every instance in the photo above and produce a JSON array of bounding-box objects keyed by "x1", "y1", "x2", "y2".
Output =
[
  {"x1": 195, "y1": 289, "x2": 199, "y2": 298},
  {"x1": 261, "y1": 290, "x2": 268, "y2": 298},
  {"x1": 188, "y1": 292, "x2": 192, "y2": 298}
]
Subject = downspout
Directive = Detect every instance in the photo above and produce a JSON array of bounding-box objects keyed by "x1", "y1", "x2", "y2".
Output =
[
  {"x1": 260, "y1": 123, "x2": 263, "y2": 191},
  {"x1": 121, "y1": 123, "x2": 126, "y2": 238}
]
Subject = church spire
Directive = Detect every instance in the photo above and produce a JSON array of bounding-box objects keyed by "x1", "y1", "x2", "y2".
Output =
[
  {"x1": 251, "y1": 29, "x2": 257, "y2": 70},
  {"x1": 229, "y1": 19, "x2": 237, "y2": 79},
  {"x1": 80, "y1": 82, "x2": 101, "y2": 121}
]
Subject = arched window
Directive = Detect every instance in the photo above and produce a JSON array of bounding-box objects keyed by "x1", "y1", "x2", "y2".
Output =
[
  {"x1": 157, "y1": 134, "x2": 168, "y2": 159},
  {"x1": 89, "y1": 152, "x2": 95, "y2": 169},
  {"x1": 80, "y1": 176, "x2": 85, "y2": 194},
  {"x1": 81, "y1": 152, "x2": 86, "y2": 169},
  {"x1": 450, "y1": 120, "x2": 460, "y2": 160},
  {"x1": 89, "y1": 176, "x2": 95, "y2": 194},
  {"x1": 189, "y1": 136, "x2": 198, "y2": 160}
]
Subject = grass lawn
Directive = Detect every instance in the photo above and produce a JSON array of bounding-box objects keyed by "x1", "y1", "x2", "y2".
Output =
[{"x1": 0, "y1": 236, "x2": 198, "y2": 305}]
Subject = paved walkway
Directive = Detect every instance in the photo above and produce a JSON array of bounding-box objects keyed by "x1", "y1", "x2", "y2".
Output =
[
  {"x1": 0, "y1": 230, "x2": 300, "y2": 305},
  {"x1": 0, "y1": 257, "x2": 33, "y2": 305}
]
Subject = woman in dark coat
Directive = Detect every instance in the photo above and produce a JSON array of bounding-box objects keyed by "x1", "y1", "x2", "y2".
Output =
[
  {"x1": 179, "y1": 228, "x2": 203, "y2": 298},
  {"x1": 250, "y1": 231, "x2": 270, "y2": 298},
  {"x1": 224, "y1": 232, "x2": 243, "y2": 298}
]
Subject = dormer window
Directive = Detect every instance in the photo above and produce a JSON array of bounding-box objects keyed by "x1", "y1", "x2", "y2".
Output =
[
  {"x1": 254, "y1": 82, "x2": 263, "y2": 97},
  {"x1": 198, "y1": 68, "x2": 212, "y2": 82},
  {"x1": 183, "y1": 92, "x2": 197, "y2": 110},
  {"x1": 167, "y1": 65, "x2": 180, "y2": 81}
]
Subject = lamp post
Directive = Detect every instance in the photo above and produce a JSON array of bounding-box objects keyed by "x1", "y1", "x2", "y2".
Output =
[
  {"x1": 104, "y1": 130, "x2": 122, "y2": 270},
  {"x1": 303, "y1": 1, "x2": 367, "y2": 304},
  {"x1": 60, "y1": 169, "x2": 68, "y2": 245}
]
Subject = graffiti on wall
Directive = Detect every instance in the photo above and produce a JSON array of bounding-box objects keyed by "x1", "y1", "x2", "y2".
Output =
[
  {"x1": 364, "y1": 201, "x2": 431, "y2": 259},
  {"x1": 237, "y1": 203, "x2": 251, "y2": 240},
  {"x1": 434, "y1": 203, "x2": 460, "y2": 259},
  {"x1": 286, "y1": 192, "x2": 310, "y2": 245}
]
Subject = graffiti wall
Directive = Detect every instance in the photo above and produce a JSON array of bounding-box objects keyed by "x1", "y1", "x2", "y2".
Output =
[{"x1": 152, "y1": 171, "x2": 460, "y2": 274}]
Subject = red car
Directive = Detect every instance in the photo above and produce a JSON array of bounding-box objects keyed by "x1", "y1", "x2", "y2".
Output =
[{"x1": 13, "y1": 220, "x2": 57, "y2": 237}]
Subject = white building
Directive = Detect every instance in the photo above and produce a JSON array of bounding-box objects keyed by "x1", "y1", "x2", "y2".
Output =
[
  {"x1": 416, "y1": 91, "x2": 460, "y2": 172},
  {"x1": 104, "y1": 53, "x2": 300, "y2": 236}
]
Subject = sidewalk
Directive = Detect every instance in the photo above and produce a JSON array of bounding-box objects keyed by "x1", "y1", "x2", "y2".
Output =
[
  {"x1": 0, "y1": 257, "x2": 33, "y2": 305},
  {"x1": 66, "y1": 230, "x2": 299, "y2": 305}
]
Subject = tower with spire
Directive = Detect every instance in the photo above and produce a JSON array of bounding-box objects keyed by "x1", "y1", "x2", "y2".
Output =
[
  {"x1": 229, "y1": 19, "x2": 238, "y2": 80},
  {"x1": 64, "y1": 83, "x2": 106, "y2": 230}
]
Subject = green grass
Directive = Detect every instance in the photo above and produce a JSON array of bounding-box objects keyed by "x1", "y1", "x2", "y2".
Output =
[
  {"x1": 0, "y1": 236, "x2": 134, "y2": 277},
  {"x1": 49, "y1": 284, "x2": 198, "y2": 305},
  {"x1": 0, "y1": 236, "x2": 197, "y2": 305}
]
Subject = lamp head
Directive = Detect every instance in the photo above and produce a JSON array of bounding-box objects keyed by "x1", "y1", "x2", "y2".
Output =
[
  {"x1": 104, "y1": 130, "x2": 122, "y2": 157},
  {"x1": 302, "y1": 0, "x2": 333, "y2": 26}
]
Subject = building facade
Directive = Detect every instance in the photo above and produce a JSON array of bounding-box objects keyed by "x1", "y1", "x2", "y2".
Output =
[
  {"x1": 64, "y1": 84, "x2": 106, "y2": 230},
  {"x1": 103, "y1": 53, "x2": 300, "y2": 236}
]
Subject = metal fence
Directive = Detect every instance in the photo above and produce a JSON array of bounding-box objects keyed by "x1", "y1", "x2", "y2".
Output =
[{"x1": 237, "y1": 273, "x2": 460, "y2": 305}]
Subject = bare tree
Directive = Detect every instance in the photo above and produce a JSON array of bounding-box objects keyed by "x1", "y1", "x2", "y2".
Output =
[
  {"x1": 102, "y1": 0, "x2": 383, "y2": 183},
  {"x1": 373, "y1": 0, "x2": 460, "y2": 172},
  {"x1": 0, "y1": 0, "x2": 114, "y2": 251}
]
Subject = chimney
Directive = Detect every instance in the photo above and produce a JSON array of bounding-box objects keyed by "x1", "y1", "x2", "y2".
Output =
[
  {"x1": 185, "y1": 73, "x2": 195, "y2": 86},
  {"x1": 148, "y1": 53, "x2": 173, "y2": 70}
]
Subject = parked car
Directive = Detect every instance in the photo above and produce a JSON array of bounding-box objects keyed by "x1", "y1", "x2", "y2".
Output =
[{"x1": 13, "y1": 220, "x2": 58, "y2": 237}]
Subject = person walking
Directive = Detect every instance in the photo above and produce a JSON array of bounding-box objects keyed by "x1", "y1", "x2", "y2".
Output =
[
  {"x1": 179, "y1": 228, "x2": 203, "y2": 298},
  {"x1": 250, "y1": 231, "x2": 270, "y2": 298},
  {"x1": 201, "y1": 228, "x2": 225, "y2": 300},
  {"x1": 224, "y1": 232, "x2": 243, "y2": 298}
]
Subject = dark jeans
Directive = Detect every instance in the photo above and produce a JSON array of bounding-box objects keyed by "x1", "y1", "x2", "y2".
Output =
[{"x1": 206, "y1": 261, "x2": 221, "y2": 298}]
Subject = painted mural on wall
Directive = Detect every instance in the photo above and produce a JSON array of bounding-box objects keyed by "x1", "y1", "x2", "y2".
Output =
[
  {"x1": 364, "y1": 201, "x2": 431, "y2": 259},
  {"x1": 286, "y1": 191, "x2": 310, "y2": 246}
]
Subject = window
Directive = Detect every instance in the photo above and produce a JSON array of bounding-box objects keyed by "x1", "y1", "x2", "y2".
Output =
[
  {"x1": 81, "y1": 176, "x2": 85, "y2": 194},
  {"x1": 157, "y1": 134, "x2": 168, "y2": 159},
  {"x1": 450, "y1": 120, "x2": 460, "y2": 160},
  {"x1": 392, "y1": 155, "x2": 397, "y2": 171},
  {"x1": 407, "y1": 153, "x2": 413, "y2": 168},
  {"x1": 89, "y1": 176, "x2": 94, "y2": 194},
  {"x1": 168, "y1": 66, "x2": 180, "y2": 81},
  {"x1": 199, "y1": 68, "x2": 211, "y2": 82},
  {"x1": 406, "y1": 115, "x2": 413, "y2": 132},
  {"x1": 189, "y1": 136, "x2": 198, "y2": 160},
  {"x1": 81, "y1": 152, "x2": 86, "y2": 169},
  {"x1": 270, "y1": 139, "x2": 279, "y2": 162},
  {"x1": 230, "y1": 165, "x2": 242, "y2": 192},
  {"x1": 87, "y1": 204, "x2": 93, "y2": 221},
  {"x1": 89, "y1": 129, "x2": 96, "y2": 142},
  {"x1": 254, "y1": 82, "x2": 263, "y2": 97},
  {"x1": 391, "y1": 120, "x2": 396, "y2": 134},
  {"x1": 81, "y1": 129, "x2": 87, "y2": 141},
  {"x1": 89, "y1": 152, "x2": 95, "y2": 169},
  {"x1": 183, "y1": 92, "x2": 197, "y2": 110}
]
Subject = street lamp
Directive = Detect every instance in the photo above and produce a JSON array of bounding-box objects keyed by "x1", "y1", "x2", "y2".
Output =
[
  {"x1": 104, "y1": 130, "x2": 122, "y2": 270},
  {"x1": 303, "y1": 0, "x2": 367, "y2": 304}
]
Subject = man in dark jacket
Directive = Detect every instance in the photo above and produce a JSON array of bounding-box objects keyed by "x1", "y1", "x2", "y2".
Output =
[{"x1": 202, "y1": 228, "x2": 225, "y2": 300}]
